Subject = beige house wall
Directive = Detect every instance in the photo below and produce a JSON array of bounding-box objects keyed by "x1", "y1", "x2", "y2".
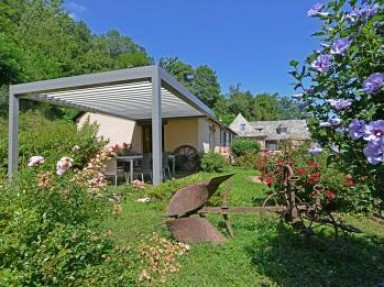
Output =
[
  {"x1": 77, "y1": 112, "x2": 142, "y2": 152},
  {"x1": 78, "y1": 113, "x2": 232, "y2": 155},
  {"x1": 164, "y1": 118, "x2": 199, "y2": 152},
  {"x1": 197, "y1": 118, "x2": 226, "y2": 154}
]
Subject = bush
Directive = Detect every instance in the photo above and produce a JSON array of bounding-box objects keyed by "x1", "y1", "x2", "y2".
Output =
[
  {"x1": 235, "y1": 151, "x2": 260, "y2": 168},
  {"x1": 145, "y1": 173, "x2": 204, "y2": 200},
  {"x1": 0, "y1": 169, "x2": 138, "y2": 286},
  {"x1": 230, "y1": 137, "x2": 260, "y2": 157},
  {"x1": 256, "y1": 146, "x2": 373, "y2": 213},
  {"x1": 199, "y1": 152, "x2": 226, "y2": 173},
  {"x1": 0, "y1": 110, "x2": 106, "y2": 175}
]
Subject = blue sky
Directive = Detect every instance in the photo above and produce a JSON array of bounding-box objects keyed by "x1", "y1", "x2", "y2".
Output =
[{"x1": 64, "y1": 0, "x2": 321, "y2": 97}]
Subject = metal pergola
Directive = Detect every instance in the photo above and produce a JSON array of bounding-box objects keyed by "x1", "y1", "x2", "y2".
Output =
[{"x1": 8, "y1": 65, "x2": 218, "y2": 185}]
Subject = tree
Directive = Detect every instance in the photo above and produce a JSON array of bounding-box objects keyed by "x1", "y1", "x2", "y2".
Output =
[
  {"x1": 213, "y1": 96, "x2": 233, "y2": 125},
  {"x1": 227, "y1": 85, "x2": 254, "y2": 120},
  {"x1": 277, "y1": 96, "x2": 301, "y2": 120},
  {"x1": 252, "y1": 93, "x2": 280, "y2": 120},
  {"x1": 193, "y1": 65, "x2": 221, "y2": 107},
  {"x1": 159, "y1": 57, "x2": 195, "y2": 93}
]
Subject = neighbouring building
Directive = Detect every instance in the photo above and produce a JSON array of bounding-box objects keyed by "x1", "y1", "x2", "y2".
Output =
[{"x1": 229, "y1": 113, "x2": 311, "y2": 151}]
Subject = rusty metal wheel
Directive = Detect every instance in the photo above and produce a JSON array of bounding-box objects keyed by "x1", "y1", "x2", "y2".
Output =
[
  {"x1": 261, "y1": 192, "x2": 284, "y2": 220},
  {"x1": 174, "y1": 145, "x2": 198, "y2": 172}
]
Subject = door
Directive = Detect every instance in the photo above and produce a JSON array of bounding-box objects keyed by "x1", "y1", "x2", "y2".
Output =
[{"x1": 142, "y1": 124, "x2": 165, "y2": 154}]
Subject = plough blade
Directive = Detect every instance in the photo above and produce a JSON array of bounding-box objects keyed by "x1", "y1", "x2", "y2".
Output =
[
  {"x1": 166, "y1": 174, "x2": 234, "y2": 218},
  {"x1": 166, "y1": 217, "x2": 228, "y2": 244}
]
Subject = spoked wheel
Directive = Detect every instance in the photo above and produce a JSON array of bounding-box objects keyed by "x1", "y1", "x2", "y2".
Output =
[
  {"x1": 174, "y1": 145, "x2": 198, "y2": 172},
  {"x1": 261, "y1": 192, "x2": 284, "y2": 220}
]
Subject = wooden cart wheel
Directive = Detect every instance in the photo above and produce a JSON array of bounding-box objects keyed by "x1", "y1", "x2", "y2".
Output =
[{"x1": 174, "y1": 145, "x2": 198, "y2": 172}]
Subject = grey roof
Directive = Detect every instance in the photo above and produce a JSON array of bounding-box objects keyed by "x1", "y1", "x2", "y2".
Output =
[
  {"x1": 229, "y1": 114, "x2": 311, "y2": 141},
  {"x1": 251, "y1": 120, "x2": 311, "y2": 141}
]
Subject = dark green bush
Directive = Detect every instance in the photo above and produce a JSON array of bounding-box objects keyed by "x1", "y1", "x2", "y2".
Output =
[
  {"x1": 0, "y1": 110, "x2": 106, "y2": 174},
  {"x1": 199, "y1": 152, "x2": 226, "y2": 173},
  {"x1": 230, "y1": 137, "x2": 260, "y2": 157}
]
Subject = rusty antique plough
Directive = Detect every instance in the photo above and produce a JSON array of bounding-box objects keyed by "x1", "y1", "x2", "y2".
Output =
[
  {"x1": 165, "y1": 166, "x2": 361, "y2": 244},
  {"x1": 165, "y1": 174, "x2": 283, "y2": 243}
]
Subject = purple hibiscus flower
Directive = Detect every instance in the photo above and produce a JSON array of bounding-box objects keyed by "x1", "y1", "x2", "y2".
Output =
[
  {"x1": 363, "y1": 120, "x2": 384, "y2": 144},
  {"x1": 363, "y1": 142, "x2": 384, "y2": 165},
  {"x1": 305, "y1": 87, "x2": 315, "y2": 95},
  {"x1": 362, "y1": 73, "x2": 384, "y2": 94},
  {"x1": 319, "y1": 121, "x2": 331, "y2": 127},
  {"x1": 346, "y1": 9, "x2": 362, "y2": 23},
  {"x1": 327, "y1": 99, "x2": 353, "y2": 110},
  {"x1": 298, "y1": 101, "x2": 308, "y2": 111},
  {"x1": 330, "y1": 38, "x2": 351, "y2": 55},
  {"x1": 360, "y1": 6, "x2": 377, "y2": 21},
  {"x1": 308, "y1": 144, "x2": 323, "y2": 155},
  {"x1": 347, "y1": 6, "x2": 377, "y2": 23},
  {"x1": 349, "y1": 119, "x2": 365, "y2": 140},
  {"x1": 307, "y1": 3, "x2": 329, "y2": 17},
  {"x1": 310, "y1": 54, "x2": 331, "y2": 73},
  {"x1": 292, "y1": 93, "x2": 303, "y2": 99},
  {"x1": 329, "y1": 117, "x2": 342, "y2": 126}
]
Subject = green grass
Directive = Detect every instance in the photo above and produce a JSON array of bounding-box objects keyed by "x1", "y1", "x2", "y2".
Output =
[{"x1": 105, "y1": 166, "x2": 384, "y2": 286}]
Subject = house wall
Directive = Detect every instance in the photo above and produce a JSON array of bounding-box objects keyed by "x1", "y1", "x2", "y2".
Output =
[
  {"x1": 78, "y1": 113, "x2": 232, "y2": 155},
  {"x1": 164, "y1": 118, "x2": 199, "y2": 152},
  {"x1": 77, "y1": 112, "x2": 142, "y2": 152},
  {"x1": 198, "y1": 118, "x2": 231, "y2": 154}
]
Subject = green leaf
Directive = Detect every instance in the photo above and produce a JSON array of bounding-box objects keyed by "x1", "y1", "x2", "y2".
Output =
[{"x1": 289, "y1": 60, "x2": 299, "y2": 68}]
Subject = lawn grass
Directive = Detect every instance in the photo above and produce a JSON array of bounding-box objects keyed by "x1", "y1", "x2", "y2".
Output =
[{"x1": 105, "y1": 166, "x2": 384, "y2": 286}]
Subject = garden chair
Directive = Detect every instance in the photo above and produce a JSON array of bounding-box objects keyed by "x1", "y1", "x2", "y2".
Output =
[
  {"x1": 132, "y1": 153, "x2": 152, "y2": 183},
  {"x1": 101, "y1": 156, "x2": 125, "y2": 186},
  {"x1": 163, "y1": 152, "x2": 171, "y2": 179}
]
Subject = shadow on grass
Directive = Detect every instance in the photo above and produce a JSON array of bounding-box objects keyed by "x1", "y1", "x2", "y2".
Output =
[{"x1": 245, "y1": 221, "x2": 384, "y2": 287}]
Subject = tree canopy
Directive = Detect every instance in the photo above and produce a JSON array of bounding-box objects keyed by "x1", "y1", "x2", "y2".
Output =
[{"x1": 0, "y1": 0, "x2": 300, "y2": 123}]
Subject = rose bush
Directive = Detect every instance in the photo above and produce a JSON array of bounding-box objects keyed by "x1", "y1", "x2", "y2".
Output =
[
  {"x1": 256, "y1": 147, "x2": 372, "y2": 212},
  {"x1": 290, "y1": 0, "x2": 384, "y2": 204}
]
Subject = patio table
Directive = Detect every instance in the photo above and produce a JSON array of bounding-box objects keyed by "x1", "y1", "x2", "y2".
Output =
[
  {"x1": 116, "y1": 155, "x2": 142, "y2": 183},
  {"x1": 117, "y1": 154, "x2": 176, "y2": 183}
]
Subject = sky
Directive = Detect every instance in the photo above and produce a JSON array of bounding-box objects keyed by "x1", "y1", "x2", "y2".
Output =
[{"x1": 64, "y1": 0, "x2": 321, "y2": 97}]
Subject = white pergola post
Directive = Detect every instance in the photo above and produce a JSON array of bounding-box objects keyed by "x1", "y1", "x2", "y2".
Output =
[
  {"x1": 8, "y1": 89, "x2": 19, "y2": 178},
  {"x1": 151, "y1": 66, "x2": 163, "y2": 185}
]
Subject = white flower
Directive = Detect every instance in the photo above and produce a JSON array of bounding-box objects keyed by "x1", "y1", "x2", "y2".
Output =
[
  {"x1": 56, "y1": 156, "x2": 74, "y2": 175},
  {"x1": 28, "y1": 155, "x2": 45, "y2": 167}
]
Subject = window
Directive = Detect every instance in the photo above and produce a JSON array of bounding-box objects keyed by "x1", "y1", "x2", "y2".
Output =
[
  {"x1": 220, "y1": 130, "x2": 232, "y2": 147},
  {"x1": 265, "y1": 141, "x2": 277, "y2": 151},
  {"x1": 240, "y1": 123, "x2": 246, "y2": 131}
]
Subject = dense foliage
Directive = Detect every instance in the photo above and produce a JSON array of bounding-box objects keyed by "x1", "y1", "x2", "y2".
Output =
[
  {"x1": 0, "y1": 163, "x2": 138, "y2": 286},
  {"x1": 0, "y1": 111, "x2": 105, "y2": 174},
  {"x1": 199, "y1": 152, "x2": 227, "y2": 173},
  {"x1": 230, "y1": 137, "x2": 261, "y2": 157},
  {"x1": 291, "y1": 0, "x2": 384, "y2": 200},
  {"x1": 0, "y1": 0, "x2": 152, "y2": 115},
  {"x1": 0, "y1": 1, "x2": 301, "y2": 124}
]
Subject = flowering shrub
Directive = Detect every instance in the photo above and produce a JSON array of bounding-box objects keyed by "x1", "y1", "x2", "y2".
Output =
[
  {"x1": 291, "y1": 0, "x2": 384, "y2": 201},
  {"x1": 0, "y1": 167, "x2": 137, "y2": 286},
  {"x1": 0, "y1": 111, "x2": 106, "y2": 174},
  {"x1": 257, "y1": 147, "x2": 372, "y2": 212}
]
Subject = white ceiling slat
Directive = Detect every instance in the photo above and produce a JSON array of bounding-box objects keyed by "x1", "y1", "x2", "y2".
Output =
[{"x1": 18, "y1": 67, "x2": 214, "y2": 121}]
